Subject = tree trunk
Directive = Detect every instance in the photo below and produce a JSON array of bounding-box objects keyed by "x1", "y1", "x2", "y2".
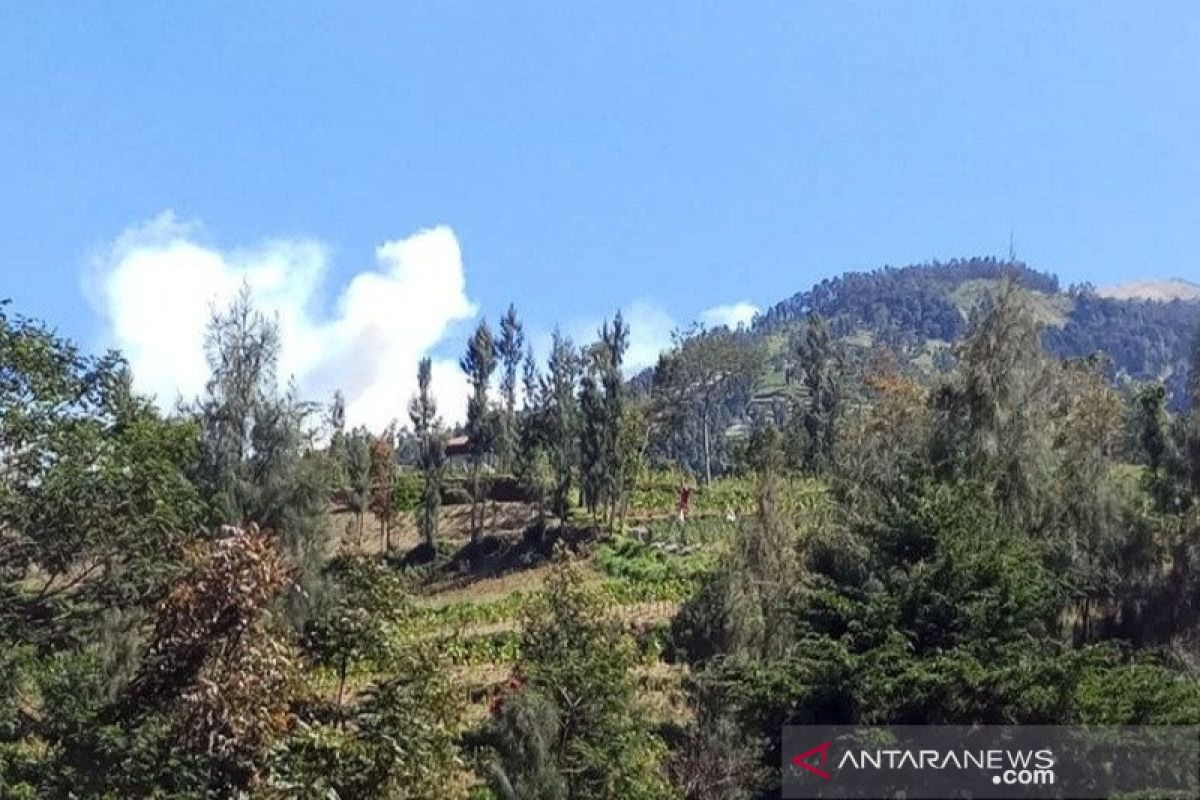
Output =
[
  {"x1": 336, "y1": 655, "x2": 348, "y2": 728},
  {"x1": 702, "y1": 412, "x2": 713, "y2": 486},
  {"x1": 470, "y1": 462, "x2": 481, "y2": 546}
]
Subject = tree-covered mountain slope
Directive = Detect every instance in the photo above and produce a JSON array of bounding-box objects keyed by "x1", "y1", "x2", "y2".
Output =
[{"x1": 751, "y1": 257, "x2": 1200, "y2": 407}]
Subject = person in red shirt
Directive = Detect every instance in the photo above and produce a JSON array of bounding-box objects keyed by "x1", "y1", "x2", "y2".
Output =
[{"x1": 677, "y1": 482, "x2": 692, "y2": 523}]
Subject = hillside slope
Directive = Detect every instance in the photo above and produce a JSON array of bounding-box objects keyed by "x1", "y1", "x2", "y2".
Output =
[
  {"x1": 1098, "y1": 278, "x2": 1200, "y2": 302},
  {"x1": 752, "y1": 257, "x2": 1200, "y2": 407}
]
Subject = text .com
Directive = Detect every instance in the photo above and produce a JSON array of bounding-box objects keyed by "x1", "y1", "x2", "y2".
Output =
[{"x1": 782, "y1": 725, "x2": 1198, "y2": 798}]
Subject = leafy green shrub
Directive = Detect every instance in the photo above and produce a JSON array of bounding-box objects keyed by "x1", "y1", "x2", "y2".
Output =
[
  {"x1": 596, "y1": 536, "x2": 714, "y2": 585},
  {"x1": 439, "y1": 629, "x2": 523, "y2": 666},
  {"x1": 267, "y1": 648, "x2": 462, "y2": 799},
  {"x1": 392, "y1": 471, "x2": 423, "y2": 513},
  {"x1": 303, "y1": 556, "x2": 411, "y2": 714},
  {"x1": 479, "y1": 560, "x2": 678, "y2": 800}
]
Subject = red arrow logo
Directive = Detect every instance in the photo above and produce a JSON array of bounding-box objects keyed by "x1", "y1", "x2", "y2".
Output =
[{"x1": 791, "y1": 741, "x2": 833, "y2": 780}]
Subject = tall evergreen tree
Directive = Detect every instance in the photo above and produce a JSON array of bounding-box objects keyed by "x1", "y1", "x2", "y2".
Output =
[
  {"x1": 329, "y1": 390, "x2": 346, "y2": 440},
  {"x1": 197, "y1": 285, "x2": 283, "y2": 526},
  {"x1": 1187, "y1": 325, "x2": 1200, "y2": 498},
  {"x1": 344, "y1": 428, "x2": 372, "y2": 541},
  {"x1": 577, "y1": 316, "x2": 629, "y2": 522},
  {"x1": 544, "y1": 330, "x2": 581, "y2": 520},
  {"x1": 788, "y1": 313, "x2": 843, "y2": 473},
  {"x1": 578, "y1": 366, "x2": 605, "y2": 519},
  {"x1": 516, "y1": 346, "x2": 553, "y2": 526},
  {"x1": 326, "y1": 390, "x2": 349, "y2": 488},
  {"x1": 461, "y1": 321, "x2": 498, "y2": 545},
  {"x1": 496, "y1": 304, "x2": 526, "y2": 474},
  {"x1": 197, "y1": 287, "x2": 329, "y2": 624},
  {"x1": 932, "y1": 282, "x2": 1052, "y2": 523},
  {"x1": 369, "y1": 427, "x2": 396, "y2": 552},
  {"x1": 408, "y1": 357, "x2": 445, "y2": 551}
]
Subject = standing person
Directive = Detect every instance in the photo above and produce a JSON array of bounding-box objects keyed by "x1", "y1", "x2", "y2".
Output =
[{"x1": 677, "y1": 482, "x2": 693, "y2": 523}]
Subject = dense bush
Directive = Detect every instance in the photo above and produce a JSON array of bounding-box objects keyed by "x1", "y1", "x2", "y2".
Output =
[{"x1": 478, "y1": 560, "x2": 678, "y2": 800}]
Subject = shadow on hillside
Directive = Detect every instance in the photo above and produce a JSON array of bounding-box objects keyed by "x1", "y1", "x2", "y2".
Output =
[{"x1": 393, "y1": 521, "x2": 608, "y2": 592}]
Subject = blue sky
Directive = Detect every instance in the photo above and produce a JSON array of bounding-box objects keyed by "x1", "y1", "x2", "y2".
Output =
[{"x1": 2, "y1": 2, "x2": 1199, "y2": 424}]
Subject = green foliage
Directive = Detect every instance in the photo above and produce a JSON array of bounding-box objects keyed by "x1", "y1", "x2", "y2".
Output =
[
  {"x1": 1074, "y1": 655, "x2": 1200, "y2": 724},
  {"x1": 342, "y1": 428, "x2": 374, "y2": 536},
  {"x1": 0, "y1": 302, "x2": 219, "y2": 797},
  {"x1": 544, "y1": 331, "x2": 582, "y2": 520},
  {"x1": 1, "y1": 305, "x2": 203, "y2": 631},
  {"x1": 408, "y1": 357, "x2": 446, "y2": 549},
  {"x1": 267, "y1": 648, "x2": 462, "y2": 800},
  {"x1": 651, "y1": 326, "x2": 762, "y2": 484},
  {"x1": 482, "y1": 689, "x2": 568, "y2": 800},
  {"x1": 481, "y1": 559, "x2": 677, "y2": 800},
  {"x1": 304, "y1": 556, "x2": 411, "y2": 714},
  {"x1": 669, "y1": 287, "x2": 1200, "y2": 793},
  {"x1": 496, "y1": 304, "x2": 526, "y2": 474},
  {"x1": 194, "y1": 288, "x2": 331, "y2": 611},
  {"x1": 438, "y1": 629, "x2": 523, "y2": 667},
  {"x1": 461, "y1": 320, "x2": 499, "y2": 545},
  {"x1": 787, "y1": 314, "x2": 844, "y2": 473},
  {"x1": 391, "y1": 471, "x2": 423, "y2": 514},
  {"x1": 578, "y1": 314, "x2": 632, "y2": 527},
  {"x1": 628, "y1": 469, "x2": 828, "y2": 523},
  {"x1": 8, "y1": 260, "x2": 1200, "y2": 800},
  {"x1": 595, "y1": 536, "x2": 714, "y2": 587}
]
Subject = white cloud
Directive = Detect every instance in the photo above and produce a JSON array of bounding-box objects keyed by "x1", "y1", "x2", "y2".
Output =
[
  {"x1": 89, "y1": 212, "x2": 763, "y2": 423},
  {"x1": 550, "y1": 300, "x2": 677, "y2": 377},
  {"x1": 621, "y1": 301, "x2": 677, "y2": 373},
  {"x1": 89, "y1": 211, "x2": 475, "y2": 428},
  {"x1": 699, "y1": 301, "x2": 759, "y2": 330},
  {"x1": 546, "y1": 298, "x2": 762, "y2": 379}
]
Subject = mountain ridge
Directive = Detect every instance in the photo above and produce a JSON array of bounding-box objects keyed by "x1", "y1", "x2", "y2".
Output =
[
  {"x1": 743, "y1": 257, "x2": 1199, "y2": 408},
  {"x1": 1097, "y1": 277, "x2": 1200, "y2": 302}
]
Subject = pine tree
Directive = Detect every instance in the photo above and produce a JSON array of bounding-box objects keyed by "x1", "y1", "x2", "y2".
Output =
[
  {"x1": 575, "y1": 315, "x2": 634, "y2": 528},
  {"x1": 497, "y1": 304, "x2": 526, "y2": 474},
  {"x1": 725, "y1": 421, "x2": 798, "y2": 658},
  {"x1": 197, "y1": 286, "x2": 329, "y2": 621},
  {"x1": 329, "y1": 390, "x2": 346, "y2": 440},
  {"x1": 597, "y1": 314, "x2": 630, "y2": 526},
  {"x1": 788, "y1": 313, "x2": 842, "y2": 473},
  {"x1": 1188, "y1": 325, "x2": 1200, "y2": 498},
  {"x1": 461, "y1": 321, "x2": 498, "y2": 545},
  {"x1": 345, "y1": 429, "x2": 372, "y2": 541},
  {"x1": 408, "y1": 357, "x2": 445, "y2": 552},
  {"x1": 545, "y1": 330, "x2": 581, "y2": 520},
  {"x1": 955, "y1": 282, "x2": 1051, "y2": 520},
  {"x1": 326, "y1": 391, "x2": 349, "y2": 489},
  {"x1": 198, "y1": 285, "x2": 283, "y2": 526},
  {"x1": 578, "y1": 368, "x2": 605, "y2": 519},
  {"x1": 516, "y1": 346, "x2": 553, "y2": 527},
  {"x1": 369, "y1": 427, "x2": 396, "y2": 552}
]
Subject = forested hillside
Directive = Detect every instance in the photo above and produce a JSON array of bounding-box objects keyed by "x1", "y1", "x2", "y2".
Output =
[
  {"x1": 755, "y1": 257, "x2": 1200, "y2": 408},
  {"x1": 4, "y1": 260, "x2": 1200, "y2": 799}
]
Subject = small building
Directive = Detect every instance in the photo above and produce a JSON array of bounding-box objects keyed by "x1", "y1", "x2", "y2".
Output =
[
  {"x1": 445, "y1": 434, "x2": 471, "y2": 460},
  {"x1": 444, "y1": 433, "x2": 499, "y2": 472}
]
